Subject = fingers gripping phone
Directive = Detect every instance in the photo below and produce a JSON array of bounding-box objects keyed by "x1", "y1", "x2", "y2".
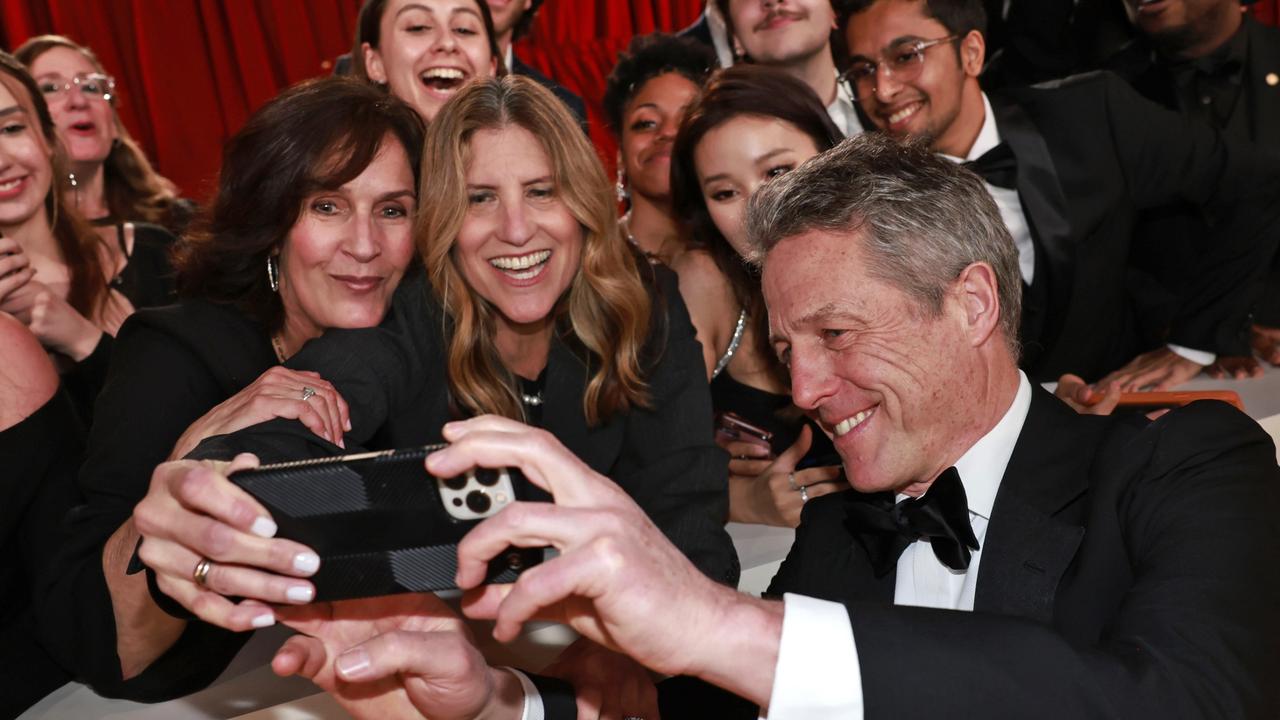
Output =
[{"x1": 230, "y1": 445, "x2": 544, "y2": 601}]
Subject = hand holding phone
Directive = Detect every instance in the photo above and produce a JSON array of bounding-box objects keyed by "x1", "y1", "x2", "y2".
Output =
[{"x1": 231, "y1": 445, "x2": 545, "y2": 601}]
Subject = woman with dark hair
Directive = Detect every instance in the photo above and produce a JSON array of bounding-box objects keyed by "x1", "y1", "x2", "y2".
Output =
[
  {"x1": 33, "y1": 76, "x2": 424, "y2": 701},
  {"x1": 351, "y1": 0, "x2": 502, "y2": 122},
  {"x1": 132, "y1": 77, "x2": 733, "y2": 714},
  {"x1": 15, "y1": 35, "x2": 194, "y2": 235},
  {"x1": 603, "y1": 32, "x2": 714, "y2": 266},
  {"x1": 670, "y1": 64, "x2": 849, "y2": 527},
  {"x1": 0, "y1": 51, "x2": 174, "y2": 419}
]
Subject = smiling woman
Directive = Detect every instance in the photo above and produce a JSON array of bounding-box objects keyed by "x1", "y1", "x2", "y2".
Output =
[
  {"x1": 32, "y1": 76, "x2": 427, "y2": 701},
  {"x1": 351, "y1": 0, "x2": 503, "y2": 122}
]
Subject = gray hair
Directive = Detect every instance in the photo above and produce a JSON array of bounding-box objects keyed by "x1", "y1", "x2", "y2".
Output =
[{"x1": 745, "y1": 132, "x2": 1022, "y2": 357}]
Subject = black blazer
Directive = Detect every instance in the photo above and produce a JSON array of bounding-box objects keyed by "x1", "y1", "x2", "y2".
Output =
[
  {"x1": 510, "y1": 54, "x2": 587, "y2": 128},
  {"x1": 767, "y1": 388, "x2": 1280, "y2": 718},
  {"x1": 984, "y1": 72, "x2": 1280, "y2": 380},
  {"x1": 194, "y1": 269, "x2": 738, "y2": 586},
  {"x1": 1105, "y1": 17, "x2": 1280, "y2": 327}
]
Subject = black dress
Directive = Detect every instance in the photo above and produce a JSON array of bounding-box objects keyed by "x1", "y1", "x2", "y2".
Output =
[
  {"x1": 35, "y1": 299, "x2": 276, "y2": 701},
  {"x1": 64, "y1": 222, "x2": 178, "y2": 422},
  {"x1": 0, "y1": 389, "x2": 85, "y2": 717},
  {"x1": 710, "y1": 370, "x2": 837, "y2": 466}
]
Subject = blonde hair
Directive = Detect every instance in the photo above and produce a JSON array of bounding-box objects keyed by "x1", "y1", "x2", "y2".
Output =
[{"x1": 420, "y1": 76, "x2": 652, "y2": 424}]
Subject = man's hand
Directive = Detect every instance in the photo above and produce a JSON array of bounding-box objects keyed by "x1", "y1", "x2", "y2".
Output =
[
  {"x1": 542, "y1": 638, "x2": 659, "y2": 720},
  {"x1": 430, "y1": 415, "x2": 783, "y2": 706},
  {"x1": 1054, "y1": 374, "x2": 1121, "y2": 415},
  {"x1": 273, "y1": 593, "x2": 523, "y2": 720},
  {"x1": 1096, "y1": 347, "x2": 1205, "y2": 391},
  {"x1": 1205, "y1": 355, "x2": 1264, "y2": 380},
  {"x1": 1250, "y1": 324, "x2": 1280, "y2": 366}
]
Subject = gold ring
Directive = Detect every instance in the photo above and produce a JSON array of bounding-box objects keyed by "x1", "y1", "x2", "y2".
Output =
[{"x1": 193, "y1": 557, "x2": 213, "y2": 587}]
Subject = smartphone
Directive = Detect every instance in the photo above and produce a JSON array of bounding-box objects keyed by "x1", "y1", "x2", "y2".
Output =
[
  {"x1": 716, "y1": 411, "x2": 773, "y2": 445},
  {"x1": 230, "y1": 445, "x2": 544, "y2": 601}
]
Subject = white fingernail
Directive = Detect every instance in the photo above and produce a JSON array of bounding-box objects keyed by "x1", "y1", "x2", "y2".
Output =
[
  {"x1": 287, "y1": 585, "x2": 315, "y2": 603},
  {"x1": 251, "y1": 517, "x2": 277, "y2": 538},
  {"x1": 252, "y1": 613, "x2": 276, "y2": 628},
  {"x1": 293, "y1": 552, "x2": 320, "y2": 574}
]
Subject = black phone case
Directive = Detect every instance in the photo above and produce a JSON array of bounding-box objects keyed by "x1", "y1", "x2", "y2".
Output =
[{"x1": 230, "y1": 445, "x2": 543, "y2": 601}]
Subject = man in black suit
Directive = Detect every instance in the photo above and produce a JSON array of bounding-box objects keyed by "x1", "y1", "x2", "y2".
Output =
[
  {"x1": 274, "y1": 133, "x2": 1279, "y2": 718},
  {"x1": 1105, "y1": 0, "x2": 1280, "y2": 369},
  {"x1": 677, "y1": 1, "x2": 737, "y2": 68},
  {"x1": 841, "y1": 0, "x2": 1280, "y2": 388},
  {"x1": 485, "y1": 0, "x2": 587, "y2": 125}
]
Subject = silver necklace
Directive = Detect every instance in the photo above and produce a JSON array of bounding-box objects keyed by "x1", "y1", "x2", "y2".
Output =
[{"x1": 520, "y1": 391, "x2": 543, "y2": 406}]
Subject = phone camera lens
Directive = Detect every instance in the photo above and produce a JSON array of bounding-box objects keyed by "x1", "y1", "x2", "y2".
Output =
[
  {"x1": 475, "y1": 468, "x2": 500, "y2": 486},
  {"x1": 465, "y1": 490, "x2": 491, "y2": 514},
  {"x1": 443, "y1": 475, "x2": 467, "y2": 491}
]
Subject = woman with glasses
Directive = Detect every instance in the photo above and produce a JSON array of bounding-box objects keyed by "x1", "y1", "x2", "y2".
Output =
[
  {"x1": 670, "y1": 65, "x2": 849, "y2": 527},
  {"x1": 0, "y1": 51, "x2": 174, "y2": 420},
  {"x1": 15, "y1": 36, "x2": 194, "y2": 235}
]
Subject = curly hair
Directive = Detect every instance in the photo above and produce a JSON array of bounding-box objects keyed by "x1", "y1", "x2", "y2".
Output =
[
  {"x1": 0, "y1": 51, "x2": 107, "y2": 320},
  {"x1": 671, "y1": 65, "x2": 843, "y2": 388},
  {"x1": 419, "y1": 75, "x2": 654, "y2": 425},
  {"x1": 602, "y1": 32, "x2": 715, "y2": 136},
  {"x1": 172, "y1": 77, "x2": 425, "y2": 333},
  {"x1": 14, "y1": 35, "x2": 190, "y2": 232}
]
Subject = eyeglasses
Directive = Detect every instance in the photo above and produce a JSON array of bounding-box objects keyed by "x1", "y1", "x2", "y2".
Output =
[
  {"x1": 37, "y1": 73, "x2": 116, "y2": 103},
  {"x1": 840, "y1": 36, "x2": 959, "y2": 100}
]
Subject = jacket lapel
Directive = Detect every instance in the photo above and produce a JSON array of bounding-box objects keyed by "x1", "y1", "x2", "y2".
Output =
[
  {"x1": 539, "y1": 335, "x2": 623, "y2": 476},
  {"x1": 974, "y1": 388, "x2": 1092, "y2": 624}
]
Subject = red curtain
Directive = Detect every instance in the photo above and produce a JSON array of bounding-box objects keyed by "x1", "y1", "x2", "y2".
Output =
[
  {"x1": 1, "y1": 0, "x2": 700, "y2": 202},
  {"x1": 3, "y1": 0, "x2": 1274, "y2": 200}
]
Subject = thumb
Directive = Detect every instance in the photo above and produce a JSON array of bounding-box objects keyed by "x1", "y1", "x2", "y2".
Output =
[{"x1": 775, "y1": 424, "x2": 813, "y2": 470}]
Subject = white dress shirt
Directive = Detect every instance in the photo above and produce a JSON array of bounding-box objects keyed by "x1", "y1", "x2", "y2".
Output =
[
  {"x1": 702, "y1": 3, "x2": 736, "y2": 69},
  {"x1": 828, "y1": 75, "x2": 864, "y2": 138},
  {"x1": 941, "y1": 95, "x2": 1213, "y2": 366},
  {"x1": 765, "y1": 372, "x2": 1033, "y2": 718}
]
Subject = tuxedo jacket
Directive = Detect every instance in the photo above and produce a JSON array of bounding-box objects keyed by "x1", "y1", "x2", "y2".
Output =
[
  {"x1": 1105, "y1": 17, "x2": 1280, "y2": 327},
  {"x1": 984, "y1": 72, "x2": 1280, "y2": 381},
  {"x1": 767, "y1": 388, "x2": 1280, "y2": 718},
  {"x1": 510, "y1": 54, "x2": 587, "y2": 128}
]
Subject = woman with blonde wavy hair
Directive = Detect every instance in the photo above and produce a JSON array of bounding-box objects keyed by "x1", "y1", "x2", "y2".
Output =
[{"x1": 138, "y1": 76, "x2": 734, "y2": 698}]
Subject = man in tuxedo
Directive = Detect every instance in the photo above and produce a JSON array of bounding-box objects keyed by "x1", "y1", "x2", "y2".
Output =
[
  {"x1": 274, "y1": 133, "x2": 1278, "y2": 718},
  {"x1": 714, "y1": 0, "x2": 864, "y2": 136},
  {"x1": 484, "y1": 0, "x2": 587, "y2": 124},
  {"x1": 840, "y1": 0, "x2": 1280, "y2": 387},
  {"x1": 677, "y1": 1, "x2": 737, "y2": 68},
  {"x1": 1104, "y1": 0, "x2": 1280, "y2": 369}
]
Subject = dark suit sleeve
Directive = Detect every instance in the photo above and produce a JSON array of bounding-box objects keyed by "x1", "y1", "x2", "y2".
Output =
[
  {"x1": 1101, "y1": 73, "x2": 1280, "y2": 354},
  {"x1": 189, "y1": 279, "x2": 432, "y2": 464},
  {"x1": 611, "y1": 273, "x2": 739, "y2": 586},
  {"x1": 840, "y1": 404, "x2": 1280, "y2": 719}
]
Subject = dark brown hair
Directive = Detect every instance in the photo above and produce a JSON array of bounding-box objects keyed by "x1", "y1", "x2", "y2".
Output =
[
  {"x1": 836, "y1": 0, "x2": 987, "y2": 42},
  {"x1": 602, "y1": 32, "x2": 715, "y2": 136},
  {"x1": 0, "y1": 51, "x2": 107, "y2": 319},
  {"x1": 172, "y1": 77, "x2": 425, "y2": 332},
  {"x1": 671, "y1": 65, "x2": 843, "y2": 385},
  {"x1": 14, "y1": 35, "x2": 189, "y2": 232},
  {"x1": 351, "y1": 0, "x2": 506, "y2": 81}
]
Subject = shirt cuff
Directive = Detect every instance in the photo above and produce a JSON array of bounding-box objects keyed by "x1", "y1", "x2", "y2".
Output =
[
  {"x1": 502, "y1": 667, "x2": 542, "y2": 720},
  {"x1": 763, "y1": 593, "x2": 863, "y2": 719},
  {"x1": 1167, "y1": 344, "x2": 1215, "y2": 366}
]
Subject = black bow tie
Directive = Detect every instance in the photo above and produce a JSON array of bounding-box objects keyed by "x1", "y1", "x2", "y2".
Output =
[
  {"x1": 843, "y1": 467, "x2": 980, "y2": 578},
  {"x1": 964, "y1": 142, "x2": 1017, "y2": 190}
]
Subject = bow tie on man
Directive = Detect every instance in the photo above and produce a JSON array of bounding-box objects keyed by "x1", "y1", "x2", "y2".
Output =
[
  {"x1": 964, "y1": 142, "x2": 1017, "y2": 190},
  {"x1": 843, "y1": 467, "x2": 980, "y2": 577}
]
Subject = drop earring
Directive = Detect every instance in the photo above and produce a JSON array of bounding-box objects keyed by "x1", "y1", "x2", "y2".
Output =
[
  {"x1": 267, "y1": 255, "x2": 280, "y2": 293},
  {"x1": 615, "y1": 155, "x2": 629, "y2": 203}
]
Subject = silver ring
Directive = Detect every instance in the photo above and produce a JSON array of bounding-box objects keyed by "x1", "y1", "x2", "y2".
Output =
[
  {"x1": 799, "y1": 485, "x2": 810, "y2": 503},
  {"x1": 300, "y1": 386, "x2": 316, "y2": 402},
  {"x1": 193, "y1": 557, "x2": 213, "y2": 587},
  {"x1": 788, "y1": 471, "x2": 799, "y2": 492}
]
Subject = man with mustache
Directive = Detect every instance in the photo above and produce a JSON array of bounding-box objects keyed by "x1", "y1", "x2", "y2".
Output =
[
  {"x1": 1103, "y1": 0, "x2": 1280, "y2": 373},
  {"x1": 840, "y1": 0, "x2": 1280, "y2": 391},
  {"x1": 716, "y1": 0, "x2": 864, "y2": 136},
  {"x1": 265, "y1": 132, "x2": 1280, "y2": 719}
]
